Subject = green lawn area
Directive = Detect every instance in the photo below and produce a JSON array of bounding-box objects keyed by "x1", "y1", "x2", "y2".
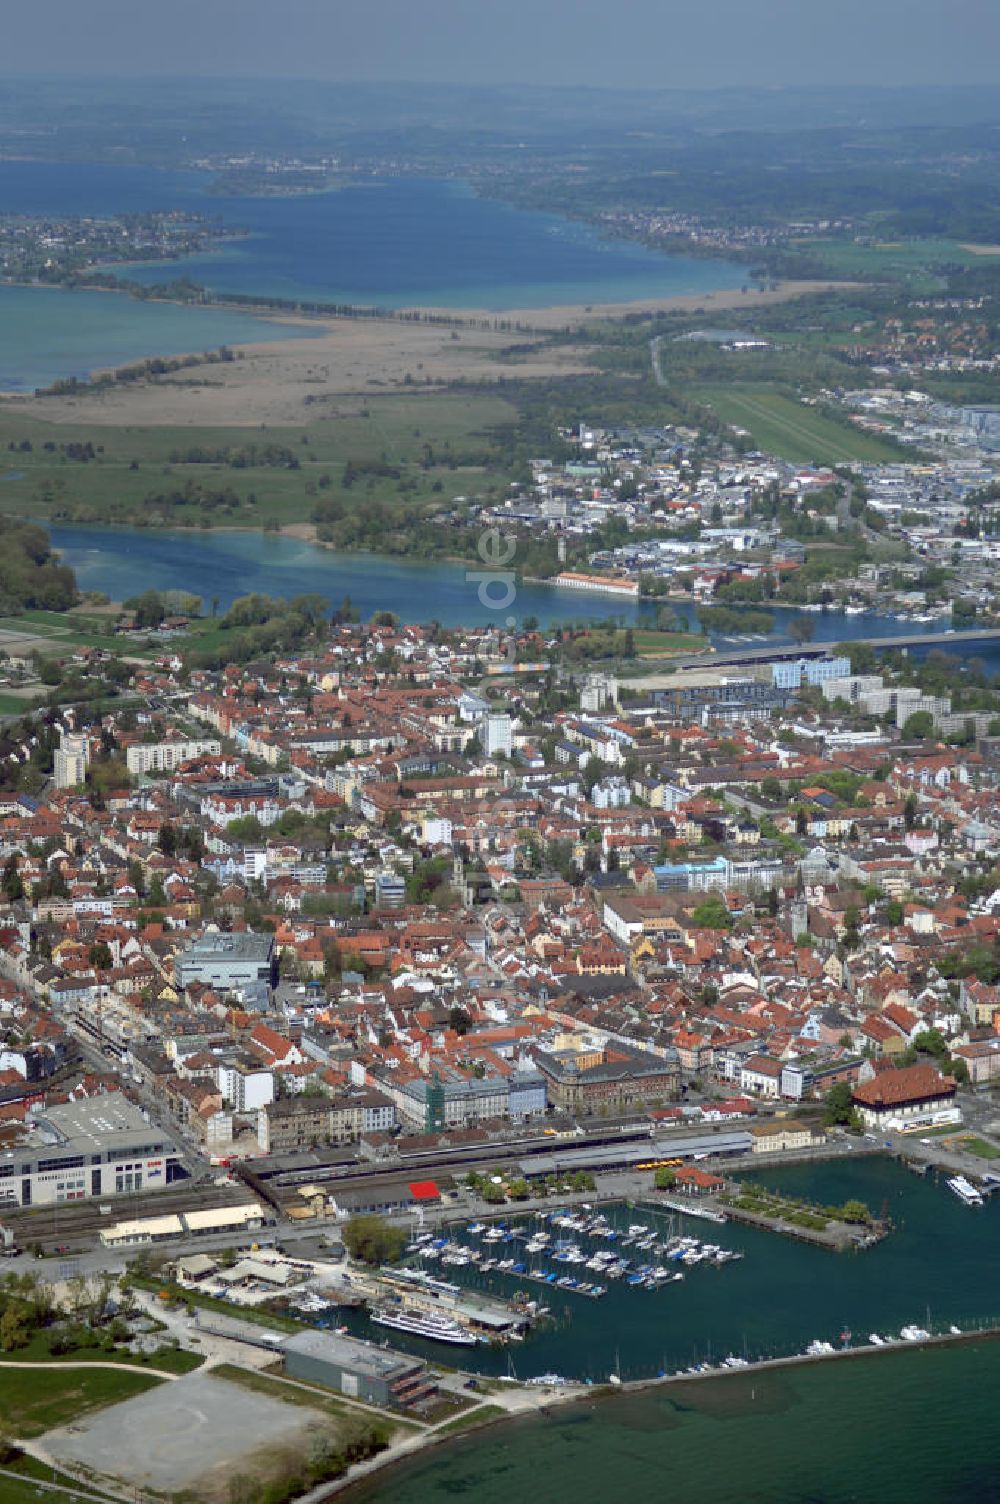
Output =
[
  {"x1": 432, "y1": 1403, "x2": 506, "y2": 1435},
  {"x1": 0, "y1": 693, "x2": 44, "y2": 716},
  {"x1": 0, "y1": 1329, "x2": 201, "y2": 1374},
  {"x1": 1, "y1": 1453, "x2": 117, "y2": 1504},
  {"x1": 631, "y1": 629, "x2": 708, "y2": 657},
  {"x1": 0, "y1": 1365, "x2": 163, "y2": 1438},
  {"x1": 0, "y1": 391, "x2": 515, "y2": 532},
  {"x1": 0, "y1": 1476, "x2": 101, "y2": 1504},
  {"x1": 695, "y1": 386, "x2": 904, "y2": 463},
  {"x1": 957, "y1": 1136, "x2": 1000, "y2": 1161}
]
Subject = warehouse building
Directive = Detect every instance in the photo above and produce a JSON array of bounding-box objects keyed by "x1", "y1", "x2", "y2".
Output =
[
  {"x1": 282, "y1": 1328, "x2": 436, "y2": 1409},
  {"x1": 100, "y1": 1201, "x2": 270, "y2": 1248}
]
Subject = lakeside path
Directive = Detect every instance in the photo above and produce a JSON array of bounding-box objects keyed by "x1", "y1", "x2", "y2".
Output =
[{"x1": 0, "y1": 1358, "x2": 182, "y2": 1379}]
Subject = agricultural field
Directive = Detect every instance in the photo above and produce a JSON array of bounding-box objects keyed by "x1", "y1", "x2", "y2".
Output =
[
  {"x1": 791, "y1": 236, "x2": 983, "y2": 286},
  {"x1": 0, "y1": 609, "x2": 147, "y2": 653},
  {"x1": 695, "y1": 386, "x2": 904, "y2": 464},
  {"x1": 0, "y1": 390, "x2": 517, "y2": 531}
]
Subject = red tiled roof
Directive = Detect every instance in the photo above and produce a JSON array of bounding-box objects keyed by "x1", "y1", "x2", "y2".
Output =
[{"x1": 852, "y1": 1063, "x2": 955, "y2": 1108}]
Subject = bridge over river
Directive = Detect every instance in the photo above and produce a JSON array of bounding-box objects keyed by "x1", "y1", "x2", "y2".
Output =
[{"x1": 663, "y1": 627, "x2": 1000, "y2": 672}]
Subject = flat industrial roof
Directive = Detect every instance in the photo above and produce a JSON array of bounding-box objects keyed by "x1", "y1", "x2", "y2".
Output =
[
  {"x1": 182, "y1": 1204, "x2": 265, "y2": 1231},
  {"x1": 180, "y1": 933, "x2": 274, "y2": 960},
  {"x1": 283, "y1": 1326, "x2": 418, "y2": 1379},
  {"x1": 3, "y1": 1093, "x2": 171, "y2": 1166},
  {"x1": 101, "y1": 1214, "x2": 184, "y2": 1244},
  {"x1": 521, "y1": 1130, "x2": 752, "y2": 1176}
]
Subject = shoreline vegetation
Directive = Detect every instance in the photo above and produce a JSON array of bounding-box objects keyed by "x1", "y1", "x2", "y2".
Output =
[
  {"x1": 6, "y1": 272, "x2": 859, "y2": 373},
  {"x1": 330, "y1": 1326, "x2": 1000, "y2": 1502}
]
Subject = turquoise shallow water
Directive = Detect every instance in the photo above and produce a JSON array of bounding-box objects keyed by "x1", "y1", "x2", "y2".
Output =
[
  {"x1": 0, "y1": 284, "x2": 314, "y2": 391},
  {"x1": 345, "y1": 1339, "x2": 1000, "y2": 1504}
]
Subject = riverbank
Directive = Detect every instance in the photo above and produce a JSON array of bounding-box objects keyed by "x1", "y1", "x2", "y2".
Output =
[{"x1": 43, "y1": 519, "x2": 998, "y2": 647}]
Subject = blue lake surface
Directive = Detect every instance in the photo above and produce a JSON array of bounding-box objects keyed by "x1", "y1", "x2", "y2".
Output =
[
  {"x1": 325, "y1": 1160, "x2": 1000, "y2": 1384},
  {"x1": 0, "y1": 159, "x2": 739, "y2": 309},
  {"x1": 0, "y1": 161, "x2": 743, "y2": 389},
  {"x1": 120, "y1": 175, "x2": 744, "y2": 310}
]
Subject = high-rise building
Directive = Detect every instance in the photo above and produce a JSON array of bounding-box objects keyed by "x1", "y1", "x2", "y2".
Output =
[
  {"x1": 53, "y1": 731, "x2": 89, "y2": 790},
  {"x1": 481, "y1": 712, "x2": 512, "y2": 757}
]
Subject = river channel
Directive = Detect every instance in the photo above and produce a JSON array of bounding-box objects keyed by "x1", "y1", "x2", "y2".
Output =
[{"x1": 45, "y1": 521, "x2": 998, "y2": 667}]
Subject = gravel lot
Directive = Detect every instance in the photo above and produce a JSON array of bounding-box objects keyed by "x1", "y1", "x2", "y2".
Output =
[{"x1": 42, "y1": 1370, "x2": 321, "y2": 1493}]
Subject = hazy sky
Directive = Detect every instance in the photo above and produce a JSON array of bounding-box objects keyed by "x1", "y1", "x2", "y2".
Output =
[{"x1": 6, "y1": 0, "x2": 1000, "y2": 88}]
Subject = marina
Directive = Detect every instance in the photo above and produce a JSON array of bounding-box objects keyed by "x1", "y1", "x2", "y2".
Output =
[
  {"x1": 404, "y1": 1206, "x2": 746, "y2": 1316},
  {"x1": 331, "y1": 1160, "x2": 1000, "y2": 1382},
  {"x1": 169, "y1": 1160, "x2": 1000, "y2": 1382}
]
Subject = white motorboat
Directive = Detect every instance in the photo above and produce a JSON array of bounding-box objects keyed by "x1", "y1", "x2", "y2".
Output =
[{"x1": 947, "y1": 1176, "x2": 984, "y2": 1207}]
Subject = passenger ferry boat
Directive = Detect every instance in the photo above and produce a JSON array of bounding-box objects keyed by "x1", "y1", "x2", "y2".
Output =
[
  {"x1": 370, "y1": 1305, "x2": 478, "y2": 1346},
  {"x1": 947, "y1": 1175, "x2": 984, "y2": 1206}
]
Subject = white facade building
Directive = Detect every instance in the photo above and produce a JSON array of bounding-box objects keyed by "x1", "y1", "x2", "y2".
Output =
[
  {"x1": 126, "y1": 738, "x2": 222, "y2": 775},
  {"x1": 53, "y1": 732, "x2": 89, "y2": 790},
  {"x1": 481, "y1": 712, "x2": 513, "y2": 757}
]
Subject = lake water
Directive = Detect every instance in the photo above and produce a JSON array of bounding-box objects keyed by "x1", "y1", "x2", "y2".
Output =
[
  {"x1": 0, "y1": 161, "x2": 743, "y2": 388},
  {"x1": 344, "y1": 1338, "x2": 1000, "y2": 1504},
  {"x1": 328, "y1": 1160, "x2": 1000, "y2": 1385},
  {"x1": 120, "y1": 175, "x2": 743, "y2": 310},
  {"x1": 0, "y1": 284, "x2": 315, "y2": 393},
  {"x1": 341, "y1": 1158, "x2": 1000, "y2": 1504}
]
